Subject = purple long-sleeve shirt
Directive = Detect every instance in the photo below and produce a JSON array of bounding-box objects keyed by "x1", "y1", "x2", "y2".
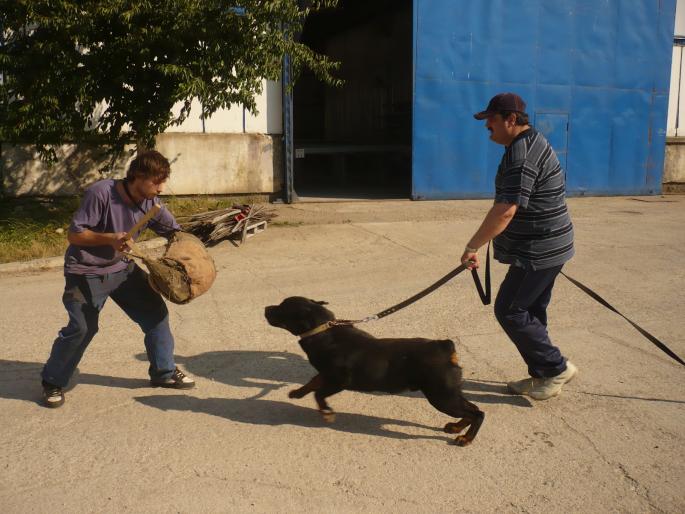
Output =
[{"x1": 64, "y1": 179, "x2": 181, "y2": 275}]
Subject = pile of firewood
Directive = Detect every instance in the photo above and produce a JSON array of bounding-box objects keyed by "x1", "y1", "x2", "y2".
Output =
[{"x1": 176, "y1": 204, "x2": 276, "y2": 246}]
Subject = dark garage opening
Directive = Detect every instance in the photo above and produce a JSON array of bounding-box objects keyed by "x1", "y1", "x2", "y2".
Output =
[{"x1": 293, "y1": 0, "x2": 413, "y2": 200}]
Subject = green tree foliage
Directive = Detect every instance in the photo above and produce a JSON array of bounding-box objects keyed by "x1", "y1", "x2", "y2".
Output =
[{"x1": 0, "y1": 0, "x2": 340, "y2": 162}]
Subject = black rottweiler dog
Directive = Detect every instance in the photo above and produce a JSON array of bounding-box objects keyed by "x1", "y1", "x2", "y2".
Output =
[{"x1": 264, "y1": 296, "x2": 484, "y2": 446}]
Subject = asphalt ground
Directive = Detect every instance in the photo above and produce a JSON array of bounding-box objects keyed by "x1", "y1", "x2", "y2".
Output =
[{"x1": 1, "y1": 195, "x2": 684, "y2": 513}]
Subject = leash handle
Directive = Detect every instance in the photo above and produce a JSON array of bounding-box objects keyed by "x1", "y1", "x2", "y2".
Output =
[{"x1": 470, "y1": 243, "x2": 491, "y2": 305}]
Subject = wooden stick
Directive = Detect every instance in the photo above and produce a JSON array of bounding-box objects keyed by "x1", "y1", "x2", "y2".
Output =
[
  {"x1": 125, "y1": 204, "x2": 161, "y2": 240},
  {"x1": 123, "y1": 203, "x2": 161, "y2": 257}
]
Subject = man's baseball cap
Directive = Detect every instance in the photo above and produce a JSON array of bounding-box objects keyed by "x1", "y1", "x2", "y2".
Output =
[{"x1": 473, "y1": 92, "x2": 527, "y2": 120}]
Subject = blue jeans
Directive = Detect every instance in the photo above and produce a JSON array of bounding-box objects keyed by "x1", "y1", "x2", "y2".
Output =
[
  {"x1": 494, "y1": 264, "x2": 567, "y2": 378},
  {"x1": 42, "y1": 262, "x2": 176, "y2": 387}
]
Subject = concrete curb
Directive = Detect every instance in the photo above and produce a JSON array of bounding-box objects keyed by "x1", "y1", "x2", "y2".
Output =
[{"x1": 0, "y1": 237, "x2": 168, "y2": 275}]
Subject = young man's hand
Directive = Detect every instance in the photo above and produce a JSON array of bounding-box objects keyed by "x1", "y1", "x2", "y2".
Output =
[
  {"x1": 68, "y1": 229, "x2": 131, "y2": 250},
  {"x1": 461, "y1": 249, "x2": 479, "y2": 269},
  {"x1": 109, "y1": 232, "x2": 132, "y2": 252}
]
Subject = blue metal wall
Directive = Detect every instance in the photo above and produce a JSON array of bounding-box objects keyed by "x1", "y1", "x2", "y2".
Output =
[{"x1": 412, "y1": 0, "x2": 677, "y2": 199}]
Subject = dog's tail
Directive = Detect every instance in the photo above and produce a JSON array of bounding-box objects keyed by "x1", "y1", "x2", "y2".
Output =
[{"x1": 439, "y1": 339, "x2": 459, "y2": 366}]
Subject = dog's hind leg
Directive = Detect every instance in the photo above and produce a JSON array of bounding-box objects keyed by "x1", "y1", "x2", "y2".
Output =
[
  {"x1": 424, "y1": 394, "x2": 484, "y2": 447},
  {"x1": 314, "y1": 383, "x2": 344, "y2": 423},
  {"x1": 289, "y1": 374, "x2": 322, "y2": 399}
]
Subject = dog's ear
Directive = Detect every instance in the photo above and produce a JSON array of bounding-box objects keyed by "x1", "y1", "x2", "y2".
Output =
[{"x1": 315, "y1": 300, "x2": 329, "y2": 305}]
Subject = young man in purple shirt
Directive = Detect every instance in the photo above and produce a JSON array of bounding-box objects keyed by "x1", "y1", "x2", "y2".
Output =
[{"x1": 41, "y1": 150, "x2": 194, "y2": 407}]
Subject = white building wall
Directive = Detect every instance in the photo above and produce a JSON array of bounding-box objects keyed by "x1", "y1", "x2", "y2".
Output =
[
  {"x1": 1, "y1": 79, "x2": 285, "y2": 197},
  {"x1": 164, "y1": 79, "x2": 283, "y2": 135},
  {"x1": 667, "y1": 46, "x2": 684, "y2": 137},
  {"x1": 676, "y1": 0, "x2": 685, "y2": 36},
  {"x1": 244, "y1": 80, "x2": 283, "y2": 134},
  {"x1": 667, "y1": 0, "x2": 685, "y2": 136}
]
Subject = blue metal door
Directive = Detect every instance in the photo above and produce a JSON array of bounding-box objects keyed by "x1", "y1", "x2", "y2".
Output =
[
  {"x1": 412, "y1": 0, "x2": 676, "y2": 199},
  {"x1": 535, "y1": 112, "x2": 569, "y2": 172}
]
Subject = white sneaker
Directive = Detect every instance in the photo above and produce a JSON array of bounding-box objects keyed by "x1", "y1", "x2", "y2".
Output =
[
  {"x1": 507, "y1": 361, "x2": 578, "y2": 401},
  {"x1": 42, "y1": 381, "x2": 65, "y2": 408},
  {"x1": 150, "y1": 367, "x2": 195, "y2": 389}
]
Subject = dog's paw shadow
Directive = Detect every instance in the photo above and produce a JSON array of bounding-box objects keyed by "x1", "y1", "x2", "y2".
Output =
[{"x1": 134, "y1": 394, "x2": 452, "y2": 443}]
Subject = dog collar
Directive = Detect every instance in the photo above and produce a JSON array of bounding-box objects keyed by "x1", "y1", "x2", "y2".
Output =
[
  {"x1": 297, "y1": 318, "x2": 362, "y2": 339},
  {"x1": 298, "y1": 321, "x2": 335, "y2": 339}
]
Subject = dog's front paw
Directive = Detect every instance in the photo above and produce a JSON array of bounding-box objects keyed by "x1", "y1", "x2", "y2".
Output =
[
  {"x1": 320, "y1": 408, "x2": 336, "y2": 423},
  {"x1": 288, "y1": 388, "x2": 306, "y2": 399}
]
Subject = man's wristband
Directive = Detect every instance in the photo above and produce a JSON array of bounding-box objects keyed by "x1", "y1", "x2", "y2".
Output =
[{"x1": 464, "y1": 245, "x2": 478, "y2": 253}]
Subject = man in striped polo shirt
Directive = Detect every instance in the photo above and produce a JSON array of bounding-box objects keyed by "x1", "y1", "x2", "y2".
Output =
[{"x1": 461, "y1": 92, "x2": 577, "y2": 400}]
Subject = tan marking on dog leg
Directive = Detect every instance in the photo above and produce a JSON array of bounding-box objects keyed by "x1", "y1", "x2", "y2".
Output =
[
  {"x1": 320, "y1": 409, "x2": 336, "y2": 423},
  {"x1": 288, "y1": 374, "x2": 322, "y2": 399},
  {"x1": 453, "y1": 435, "x2": 472, "y2": 447},
  {"x1": 444, "y1": 419, "x2": 470, "y2": 434},
  {"x1": 453, "y1": 409, "x2": 484, "y2": 446}
]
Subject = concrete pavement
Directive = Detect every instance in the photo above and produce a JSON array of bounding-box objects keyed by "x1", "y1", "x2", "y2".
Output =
[{"x1": 1, "y1": 195, "x2": 684, "y2": 513}]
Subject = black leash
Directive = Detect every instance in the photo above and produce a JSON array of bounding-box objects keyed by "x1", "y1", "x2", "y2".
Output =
[
  {"x1": 560, "y1": 271, "x2": 685, "y2": 367},
  {"x1": 336, "y1": 245, "x2": 491, "y2": 327},
  {"x1": 376, "y1": 244, "x2": 491, "y2": 319},
  {"x1": 336, "y1": 246, "x2": 685, "y2": 369}
]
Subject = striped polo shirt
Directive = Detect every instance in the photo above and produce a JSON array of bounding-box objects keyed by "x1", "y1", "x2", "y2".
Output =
[{"x1": 493, "y1": 127, "x2": 574, "y2": 270}]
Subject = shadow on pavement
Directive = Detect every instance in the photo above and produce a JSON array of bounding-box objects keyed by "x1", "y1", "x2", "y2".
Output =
[
  {"x1": 173, "y1": 350, "x2": 312, "y2": 400},
  {"x1": 134, "y1": 394, "x2": 454, "y2": 443},
  {"x1": 11, "y1": 352, "x2": 681, "y2": 415},
  {"x1": 0, "y1": 359, "x2": 152, "y2": 405},
  {"x1": 145, "y1": 349, "x2": 533, "y2": 407},
  {"x1": 461, "y1": 379, "x2": 533, "y2": 407}
]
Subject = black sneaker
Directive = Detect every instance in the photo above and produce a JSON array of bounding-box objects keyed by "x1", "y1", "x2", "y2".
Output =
[
  {"x1": 150, "y1": 367, "x2": 195, "y2": 389},
  {"x1": 42, "y1": 380, "x2": 65, "y2": 408}
]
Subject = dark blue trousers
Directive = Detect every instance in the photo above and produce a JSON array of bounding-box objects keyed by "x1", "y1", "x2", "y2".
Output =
[
  {"x1": 42, "y1": 262, "x2": 176, "y2": 387},
  {"x1": 494, "y1": 264, "x2": 567, "y2": 378}
]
